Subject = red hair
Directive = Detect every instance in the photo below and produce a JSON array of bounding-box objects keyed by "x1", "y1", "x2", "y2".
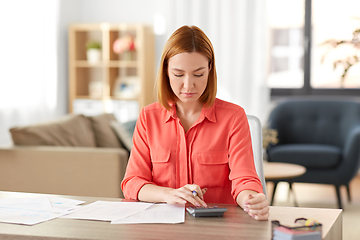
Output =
[{"x1": 157, "y1": 25, "x2": 217, "y2": 111}]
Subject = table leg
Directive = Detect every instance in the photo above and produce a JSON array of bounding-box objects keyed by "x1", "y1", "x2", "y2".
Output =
[
  {"x1": 270, "y1": 181, "x2": 279, "y2": 205},
  {"x1": 288, "y1": 181, "x2": 298, "y2": 207}
]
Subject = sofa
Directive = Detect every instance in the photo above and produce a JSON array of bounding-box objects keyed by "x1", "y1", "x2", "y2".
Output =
[{"x1": 0, "y1": 113, "x2": 136, "y2": 198}]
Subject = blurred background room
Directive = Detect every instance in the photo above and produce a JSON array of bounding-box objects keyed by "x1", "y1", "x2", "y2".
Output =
[
  {"x1": 0, "y1": 0, "x2": 360, "y2": 238},
  {"x1": 1, "y1": 0, "x2": 359, "y2": 144}
]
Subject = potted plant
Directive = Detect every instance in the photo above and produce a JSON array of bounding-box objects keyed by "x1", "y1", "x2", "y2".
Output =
[
  {"x1": 86, "y1": 41, "x2": 101, "y2": 64},
  {"x1": 262, "y1": 124, "x2": 278, "y2": 161},
  {"x1": 321, "y1": 26, "x2": 360, "y2": 87}
]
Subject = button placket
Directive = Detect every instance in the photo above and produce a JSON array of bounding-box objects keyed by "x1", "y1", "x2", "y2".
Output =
[
  {"x1": 177, "y1": 118, "x2": 188, "y2": 188},
  {"x1": 187, "y1": 126, "x2": 198, "y2": 184}
]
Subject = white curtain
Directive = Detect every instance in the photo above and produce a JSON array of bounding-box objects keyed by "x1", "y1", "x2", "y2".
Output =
[
  {"x1": 0, "y1": 0, "x2": 271, "y2": 145},
  {"x1": 0, "y1": 0, "x2": 61, "y2": 145},
  {"x1": 160, "y1": 0, "x2": 270, "y2": 123}
]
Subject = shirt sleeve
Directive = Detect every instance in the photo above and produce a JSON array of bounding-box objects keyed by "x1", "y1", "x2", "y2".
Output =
[
  {"x1": 121, "y1": 108, "x2": 154, "y2": 200},
  {"x1": 228, "y1": 108, "x2": 263, "y2": 201}
]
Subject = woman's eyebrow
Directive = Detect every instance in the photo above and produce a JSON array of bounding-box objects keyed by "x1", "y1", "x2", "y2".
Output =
[
  {"x1": 171, "y1": 68, "x2": 184, "y2": 72},
  {"x1": 171, "y1": 67, "x2": 205, "y2": 72},
  {"x1": 193, "y1": 67, "x2": 205, "y2": 72}
]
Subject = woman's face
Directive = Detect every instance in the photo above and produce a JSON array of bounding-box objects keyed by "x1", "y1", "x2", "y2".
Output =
[{"x1": 167, "y1": 52, "x2": 210, "y2": 105}]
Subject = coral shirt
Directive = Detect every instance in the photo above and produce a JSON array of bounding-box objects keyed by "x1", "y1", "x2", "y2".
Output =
[{"x1": 121, "y1": 98, "x2": 263, "y2": 204}]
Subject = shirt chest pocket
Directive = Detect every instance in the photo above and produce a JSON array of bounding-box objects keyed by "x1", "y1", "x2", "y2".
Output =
[
  {"x1": 194, "y1": 152, "x2": 230, "y2": 188},
  {"x1": 150, "y1": 150, "x2": 174, "y2": 187}
]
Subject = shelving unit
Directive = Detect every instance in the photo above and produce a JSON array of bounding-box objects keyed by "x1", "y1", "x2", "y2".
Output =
[{"x1": 68, "y1": 23, "x2": 155, "y2": 121}]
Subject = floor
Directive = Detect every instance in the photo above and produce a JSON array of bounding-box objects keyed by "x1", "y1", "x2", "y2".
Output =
[{"x1": 267, "y1": 175, "x2": 360, "y2": 240}]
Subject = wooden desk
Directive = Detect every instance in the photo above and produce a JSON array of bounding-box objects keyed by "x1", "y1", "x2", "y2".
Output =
[
  {"x1": 264, "y1": 162, "x2": 306, "y2": 206},
  {"x1": 0, "y1": 191, "x2": 342, "y2": 240}
]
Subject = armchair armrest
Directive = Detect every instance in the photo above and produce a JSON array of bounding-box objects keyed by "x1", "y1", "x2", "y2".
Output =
[
  {"x1": 0, "y1": 146, "x2": 129, "y2": 198},
  {"x1": 340, "y1": 125, "x2": 360, "y2": 183}
]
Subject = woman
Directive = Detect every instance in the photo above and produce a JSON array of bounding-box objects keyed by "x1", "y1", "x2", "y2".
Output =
[{"x1": 121, "y1": 25, "x2": 269, "y2": 221}]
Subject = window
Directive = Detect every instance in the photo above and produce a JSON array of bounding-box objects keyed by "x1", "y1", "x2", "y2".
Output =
[
  {"x1": 267, "y1": 0, "x2": 360, "y2": 97},
  {"x1": 267, "y1": 0, "x2": 304, "y2": 89},
  {"x1": 0, "y1": 0, "x2": 58, "y2": 109}
]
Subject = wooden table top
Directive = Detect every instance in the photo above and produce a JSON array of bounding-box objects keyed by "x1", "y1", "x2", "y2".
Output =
[
  {"x1": 264, "y1": 162, "x2": 306, "y2": 180},
  {"x1": 0, "y1": 191, "x2": 342, "y2": 240}
]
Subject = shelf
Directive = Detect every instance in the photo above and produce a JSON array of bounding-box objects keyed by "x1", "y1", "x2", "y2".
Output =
[
  {"x1": 74, "y1": 61, "x2": 138, "y2": 68},
  {"x1": 68, "y1": 23, "x2": 155, "y2": 117},
  {"x1": 108, "y1": 61, "x2": 138, "y2": 68},
  {"x1": 74, "y1": 95, "x2": 139, "y2": 101},
  {"x1": 74, "y1": 96, "x2": 104, "y2": 100},
  {"x1": 74, "y1": 61, "x2": 104, "y2": 68}
]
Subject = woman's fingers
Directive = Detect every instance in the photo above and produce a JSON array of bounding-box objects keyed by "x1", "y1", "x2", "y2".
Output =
[
  {"x1": 186, "y1": 189, "x2": 207, "y2": 207},
  {"x1": 180, "y1": 184, "x2": 207, "y2": 207},
  {"x1": 246, "y1": 205, "x2": 270, "y2": 216},
  {"x1": 251, "y1": 211, "x2": 270, "y2": 221},
  {"x1": 168, "y1": 195, "x2": 187, "y2": 205},
  {"x1": 243, "y1": 193, "x2": 269, "y2": 221},
  {"x1": 201, "y1": 188, "x2": 208, "y2": 198},
  {"x1": 165, "y1": 184, "x2": 208, "y2": 207}
]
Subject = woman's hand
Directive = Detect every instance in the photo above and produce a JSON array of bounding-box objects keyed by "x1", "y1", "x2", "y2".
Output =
[
  {"x1": 165, "y1": 184, "x2": 207, "y2": 207},
  {"x1": 237, "y1": 190, "x2": 269, "y2": 221},
  {"x1": 138, "y1": 183, "x2": 207, "y2": 207}
]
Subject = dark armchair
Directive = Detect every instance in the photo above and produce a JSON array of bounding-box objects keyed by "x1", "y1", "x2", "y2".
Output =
[{"x1": 266, "y1": 99, "x2": 360, "y2": 209}]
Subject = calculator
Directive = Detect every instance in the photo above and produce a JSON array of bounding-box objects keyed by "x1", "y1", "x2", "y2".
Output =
[{"x1": 186, "y1": 206, "x2": 227, "y2": 217}]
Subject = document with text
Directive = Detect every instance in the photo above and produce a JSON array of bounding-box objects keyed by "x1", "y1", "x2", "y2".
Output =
[
  {"x1": 62, "y1": 201, "x2": 154, "y2": 221},
  {"x1": 62, "y1": 201, "x2": 185, "y2": 224},
  {"x1": 0, "y1": 196, "x2": 85, "y2": 225}
]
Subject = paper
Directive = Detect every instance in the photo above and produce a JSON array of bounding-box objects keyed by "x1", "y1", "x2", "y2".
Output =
[
  {"x1": 0, "y1": 196, "x2": 53, "y2": 212},
  {"x1": 62, "y1": 201, "x2": 185, "y2": 224},
  {"x1": 50, "y1": 197, "x2": 85, "y2": 212},
  {"x1": 0, "y1": 196, "x2": 85, "y2": 225},
  {"x1": 111, "y1": 203, "x2": 185, "y2": 224},
  {"x1": 62, "y1": 201, "x2": 153, "y2": 221}
]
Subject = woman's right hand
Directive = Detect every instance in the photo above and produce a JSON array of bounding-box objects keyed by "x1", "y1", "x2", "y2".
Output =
[{"x1": 165, "y1": 184, "x2": 207, "y2": 207}]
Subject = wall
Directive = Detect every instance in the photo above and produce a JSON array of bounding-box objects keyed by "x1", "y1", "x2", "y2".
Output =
[
  {"x1": 0, "y1": 0, "x2": 272, "y2": 145},
  {"x1": 0, "y1": 0, "x2": 78, "y2": 145},
  {"x1": 59, "y1": 0, "x2": 171, "y2": 83}
]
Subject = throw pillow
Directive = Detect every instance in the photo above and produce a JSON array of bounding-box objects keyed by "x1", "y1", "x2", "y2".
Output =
[
  {"x1": 110, "y1": 120, "x2": 136, "y2": 152},
  {"x1": 87, "y1": 114, "x2": 124, "y2": 148},
  {"x1": 10, "y1": 114, "x2": 97, "y2": 147}
]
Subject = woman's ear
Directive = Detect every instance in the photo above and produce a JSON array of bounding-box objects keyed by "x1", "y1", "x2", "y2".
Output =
[{"x1": 209, "y1": 61, "x2": 212, "y2": 71}]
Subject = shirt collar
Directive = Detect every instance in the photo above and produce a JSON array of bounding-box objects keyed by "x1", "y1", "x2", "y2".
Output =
[
  {"x1": 165, "y1": 102, "x2": 177, "y2": 123},
  {"x1": 164, "y1": 101, "x2": 217, "y2": 123},
  {"x1": 202, "y1": 103, "x2": 217, "y2": 123}
]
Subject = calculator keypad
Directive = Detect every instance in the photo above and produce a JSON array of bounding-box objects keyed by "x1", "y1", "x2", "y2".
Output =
[{"x1": 186, "y1": 206, "x2": 227, "y2": 217}]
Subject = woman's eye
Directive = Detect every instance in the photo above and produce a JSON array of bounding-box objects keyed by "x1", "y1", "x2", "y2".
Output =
[
  {"x1": 174, "y1": 74, "x2": 183, "y2": 77},
  {"x1": 194, "y1": 74, "x2": 204, "y2": 77}
]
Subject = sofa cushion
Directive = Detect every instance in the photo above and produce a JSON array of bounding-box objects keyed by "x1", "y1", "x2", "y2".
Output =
[
  {"x1": 268, "y1": 144, "x2": 342, "y2": 169},
  {"x1": 10, "y1": 115, "x2": 97, "y2": 147},
  {"x1": 87, "y1": 114, "x2": 123, "y2": 148},
  {"x1": 110, "y1": 120, "x2": 136, "y2": 152}
]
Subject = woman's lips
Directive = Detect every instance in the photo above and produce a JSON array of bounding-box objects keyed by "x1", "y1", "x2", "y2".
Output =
[{"x1": 183, "y1": 93, "x2": 196, "y2": 97}]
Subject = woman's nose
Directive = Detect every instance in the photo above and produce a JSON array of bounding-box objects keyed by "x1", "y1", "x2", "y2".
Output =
[{"x1": 183, "y1": 75, "x2": 194, "y2": 89}]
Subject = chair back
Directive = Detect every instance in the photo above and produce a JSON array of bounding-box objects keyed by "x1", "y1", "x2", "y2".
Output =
[
  {"x1": 247, "y1": 115, "x2": 267, "y2": 197},
  {"x1": 268, "y1": 99, "x2": 360, "y2": 148}
]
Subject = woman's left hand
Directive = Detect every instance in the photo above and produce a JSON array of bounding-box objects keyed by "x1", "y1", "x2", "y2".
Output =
[{"x1": 240, "y1": 191, "x2": 269, "y2": 221}]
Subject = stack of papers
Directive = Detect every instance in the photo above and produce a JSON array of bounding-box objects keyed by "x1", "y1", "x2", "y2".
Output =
[
  {"x1": 273, "y1": 226, "x2": 321, "y2": 240},
  {"x1": 0, "y1": 197, "x2": 185, "y2": 225},
  {"x1": 62, "y1": 201, "x2": 185, "y2": 224},
  {"x1": 0, "y1": 196, "x2": 85, "y2": 225}
]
